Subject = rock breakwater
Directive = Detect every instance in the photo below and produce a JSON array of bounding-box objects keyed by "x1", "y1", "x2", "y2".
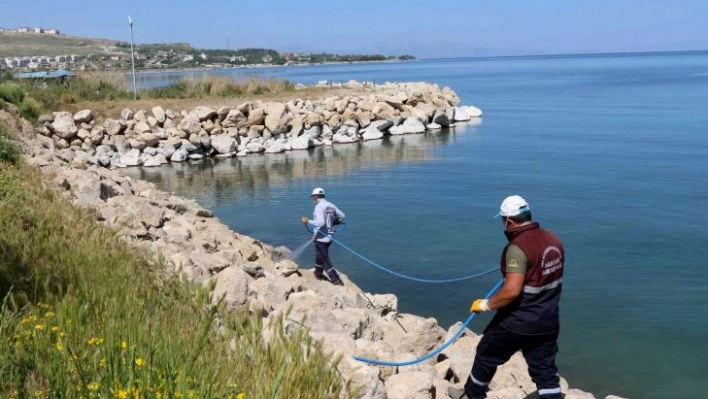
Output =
[{"x1": 32, "y1": 82, "x2": 482, "y2": 169}]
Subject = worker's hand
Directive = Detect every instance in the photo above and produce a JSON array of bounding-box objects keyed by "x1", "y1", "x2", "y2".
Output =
[
  {"x1": 470, "y1": 299, "x2": 491, "y2": 313},
  {"x1": 301, "y1": 217, "x2": 309, "y2": 225}
]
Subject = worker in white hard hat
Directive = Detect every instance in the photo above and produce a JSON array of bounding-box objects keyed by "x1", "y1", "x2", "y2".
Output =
[
  {"x1": 449, "y1": 195, "x2": 565, "y2": 399},
  {"x1": 301, "y1": 187, "x2": 346, "y2": 286}
]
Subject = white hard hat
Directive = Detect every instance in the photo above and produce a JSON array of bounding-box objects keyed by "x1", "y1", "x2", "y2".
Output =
[
  {"x1": 311, "y1": 187, "x2": 325, "y2": 196},
  {"x1": 494, "y1": 195, "x2": 530, "y2": 218}
]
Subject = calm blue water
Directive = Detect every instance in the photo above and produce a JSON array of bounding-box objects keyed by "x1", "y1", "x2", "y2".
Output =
[{"x1": 125, "y1": 52, "x2": 708, "y2": 398}]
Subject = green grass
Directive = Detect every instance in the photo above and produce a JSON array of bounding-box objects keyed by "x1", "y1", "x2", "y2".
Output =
[
  {"x1": 0, "y1": 123, "x2": 20, "y2": 165},
  {"x1": 0, "y1": 32, "x2": 122, "y2": 58},
  {"x1": 141, "y1": 76, "x2": 295, "y2": 99},
  {"x1": 0, "y1": 130, "x2": 352, "y2": 398},
  {"x1": 0, "y1": 74, "x2": 297, "y2": 116},
  {"x1": 0, "y1": 82, "x2": 25, "y2": 104}
]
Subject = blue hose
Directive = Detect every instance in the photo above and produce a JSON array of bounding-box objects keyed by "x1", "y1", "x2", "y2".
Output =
[
  {"x1": 304, "y1": 223, "x2": 499, "y2": 283},
  {"x1": 352, "y1": 279, "x2": 504, "y2": 366}
]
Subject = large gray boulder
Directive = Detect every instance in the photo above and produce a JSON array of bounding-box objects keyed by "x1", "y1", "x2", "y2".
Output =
[
  {"x1": 246, "y1": 142, "x2": 265, "y2": 153},
  {"x1": 180, "y1": 139, "x2": 198, "y2": 152},
  {"x1": 152, "y1": 106, "x2": 166, "y2": 124},
  {"x1": 134, "y1": 110, "x2": 147, "y2": 123},
  {"x1": 73, "y1": 109, "x2": 93, "y2": 123},
  {"x1": 247, "y1": 108, "x2": 265, "y2": 125},
  {"x1": 137, "y1": 133, "x2": 159, "y2": 147},
  {"x1": 290, "y1": 135, "x2": 314, "y2": 150},
  {"x1": 170, "y1": 148, "x2": 188, "y2": 162},
  {"x1": 264, "y1": 141, "x2": 285, "y2": 154},
  {"x1": 104, "y1": 119, "x2": 124, "y2": 136},
  {"x1": 264, "y1": 104, "x2": 289, "y2": 134},
  {"x1": 453, "y1": 107, "x2": 471, "y2": 122},
  {"x1": 142, "y1": 155, "x2": 162, "y2": 167},
  {"x1": 461, "y1": 105, "x2": 483, "y2": 118},
  {"x1": 51, "y1": 112, "x2": 79, "y2": 139},
  {"x1": 178, "y1": 116, "x2": 201, "y2": 135},
  {"x1": 362, "y1": 127, "x2": 384, "y2": 141},
  {"x1": 332, "y1": 133, "x2": 356, "y2": 144},
  {"x1": 120, "y1": 108, "x2": 134, "y2": 121},
  {"x1": 195, "y1": 106, "x2": 217, "y2": 121},
  {"x1": 208, "y1": 267, "x2": 250, "y2": 311},
  {"x1": 222, "y1": 109, "x2": 248, "y2": 129},
  {"x1": 390, "y1": 118, "x2": 426, "y2": 135},
  {"x1": 211, "y1": 134, "x2": 237, "y2": 154},
  {"x1": 385, "y1": 372, "x2": 434, "y2": 399},
  {"x1": 433, "y1": 110, "x2": 451, "y2": 127},
  {"x1": 120, "y1": 149, "x2": 142, "y2": 167},
  {"x1": 134, "y1": 122, "x2": 152, "y2": 135}
]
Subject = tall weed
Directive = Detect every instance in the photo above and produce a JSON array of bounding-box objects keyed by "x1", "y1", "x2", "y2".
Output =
[
  {"x1": 0, "y1": 123, "x2": 19, "y2": 165},
  {"x1": 0, "y1": 162, "x2": 348, "y2": 398}
]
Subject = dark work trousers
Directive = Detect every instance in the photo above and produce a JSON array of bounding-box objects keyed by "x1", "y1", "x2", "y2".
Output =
[
  {"x1": 314, "y1": 240, "x2": 341, "y2": 283},
  {"x1": 464, "y1": 324, "x2": 562, "y2": 399}
]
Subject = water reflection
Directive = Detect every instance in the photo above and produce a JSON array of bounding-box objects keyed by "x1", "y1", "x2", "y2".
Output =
[{"x1": 119, "y1": 126, "x2": 476, "y2": 201}]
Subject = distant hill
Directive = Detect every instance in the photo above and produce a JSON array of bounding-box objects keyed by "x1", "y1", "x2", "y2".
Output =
[
  {"x1": 0, "y1": 32, "x2": 128, "y2": 57},
  {"x1": 0, "y1": 31, "x2": 414, "y2": 68}
]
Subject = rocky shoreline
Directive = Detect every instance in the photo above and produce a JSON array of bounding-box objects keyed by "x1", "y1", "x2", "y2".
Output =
[
  {"x1": 4, "y1": 84, "x2": 623, "y2": 398},
  {"x1": 30, "y1": 82, "x2": 482, "y2": 169}
]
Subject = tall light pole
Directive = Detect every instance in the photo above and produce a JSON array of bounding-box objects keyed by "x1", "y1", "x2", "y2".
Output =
[{"x1": 128, "y1": 15, "x2": 137, "y2": 100}]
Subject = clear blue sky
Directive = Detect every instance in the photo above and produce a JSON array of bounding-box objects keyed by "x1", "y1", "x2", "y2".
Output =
[{"x1": 2, "y1": 0, "x2": 707, "y2": 58}]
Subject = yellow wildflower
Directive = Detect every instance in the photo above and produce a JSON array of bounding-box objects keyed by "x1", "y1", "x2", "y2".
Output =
[
  {"x1": 121, "y1": 340, "x2": 128, "y2": 350},
  {"x1": 38, "y1": 302, "x2": 50, "y2": 309},
  {"x1": 88, "y1": 381, "x2": 100, "y2": 391},
  {"x1": 237, "y1": 393, "x2": 245, "y2": 399},
  {"x1": 51, "y1": 326, "x2": 60, "y2": 332},
  {"x1": 60, "y1": 331, "x2": 66, "y2": 337},
  {"x1": 116, "y1": 389, "x2": 129, "y2": 399},
  {"x1": 34, "y1": 324, "x2": 45, "y2": 331},
  {"x1": 100, "y1": 358, "x2": 107, "y2": 368},
  {"x1": 44, "y1": 311, "x2": 55, "y2": 318},
  {"x1": 135, "y1": 358, "x2": 145, "y2": 368},
  {"x1": 56, "y1": 342, "x2": 63, "y2": 351}
]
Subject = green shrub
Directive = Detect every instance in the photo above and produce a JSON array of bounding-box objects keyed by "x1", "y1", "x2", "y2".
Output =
[
  {"x1": 19, "y1": 97, "x2": 42, "y2": 123},
  {"x1": 0, "y1": 124, "x2": 19, "y2": 165},
  {"x1": 144, "y1": 81, "x2": 189, "y2": 99},
  {"x1": 0, "y1": 82, "x2": 24, "y2": 105},
  {"x1": 0, "y1": 70, "x2": 13, "y2": 83}
]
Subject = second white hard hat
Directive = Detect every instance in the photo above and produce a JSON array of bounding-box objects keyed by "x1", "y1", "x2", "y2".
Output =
[
  {"x1": 311, "y1": 187, "x2": 325, "y2": 196},
  {"x1": 494, "y1": 195, "x2": 530, "y2": 218}
]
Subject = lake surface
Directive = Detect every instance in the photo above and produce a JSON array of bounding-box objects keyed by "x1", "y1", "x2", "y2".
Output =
[{"x1": 123, "y1": 52, "x2": 708, "y2": 398}]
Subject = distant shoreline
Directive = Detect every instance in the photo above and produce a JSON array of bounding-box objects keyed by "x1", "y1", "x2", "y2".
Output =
[
  {"x1": 76, "y1": 59, "x2": 412, "y2": 76},
  {"x1": 419, "y1": 48, "x2": 708, "y2": 62}
]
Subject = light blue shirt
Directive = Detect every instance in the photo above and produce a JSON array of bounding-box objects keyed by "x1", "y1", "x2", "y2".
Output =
[{"x1": 308, "y1": 198, "x2": 345, "y2": 243}]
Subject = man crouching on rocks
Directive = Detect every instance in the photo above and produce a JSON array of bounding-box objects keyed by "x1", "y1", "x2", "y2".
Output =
[{"x1": 301, "y1": 187, "x2": 346, "y2": 286}]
